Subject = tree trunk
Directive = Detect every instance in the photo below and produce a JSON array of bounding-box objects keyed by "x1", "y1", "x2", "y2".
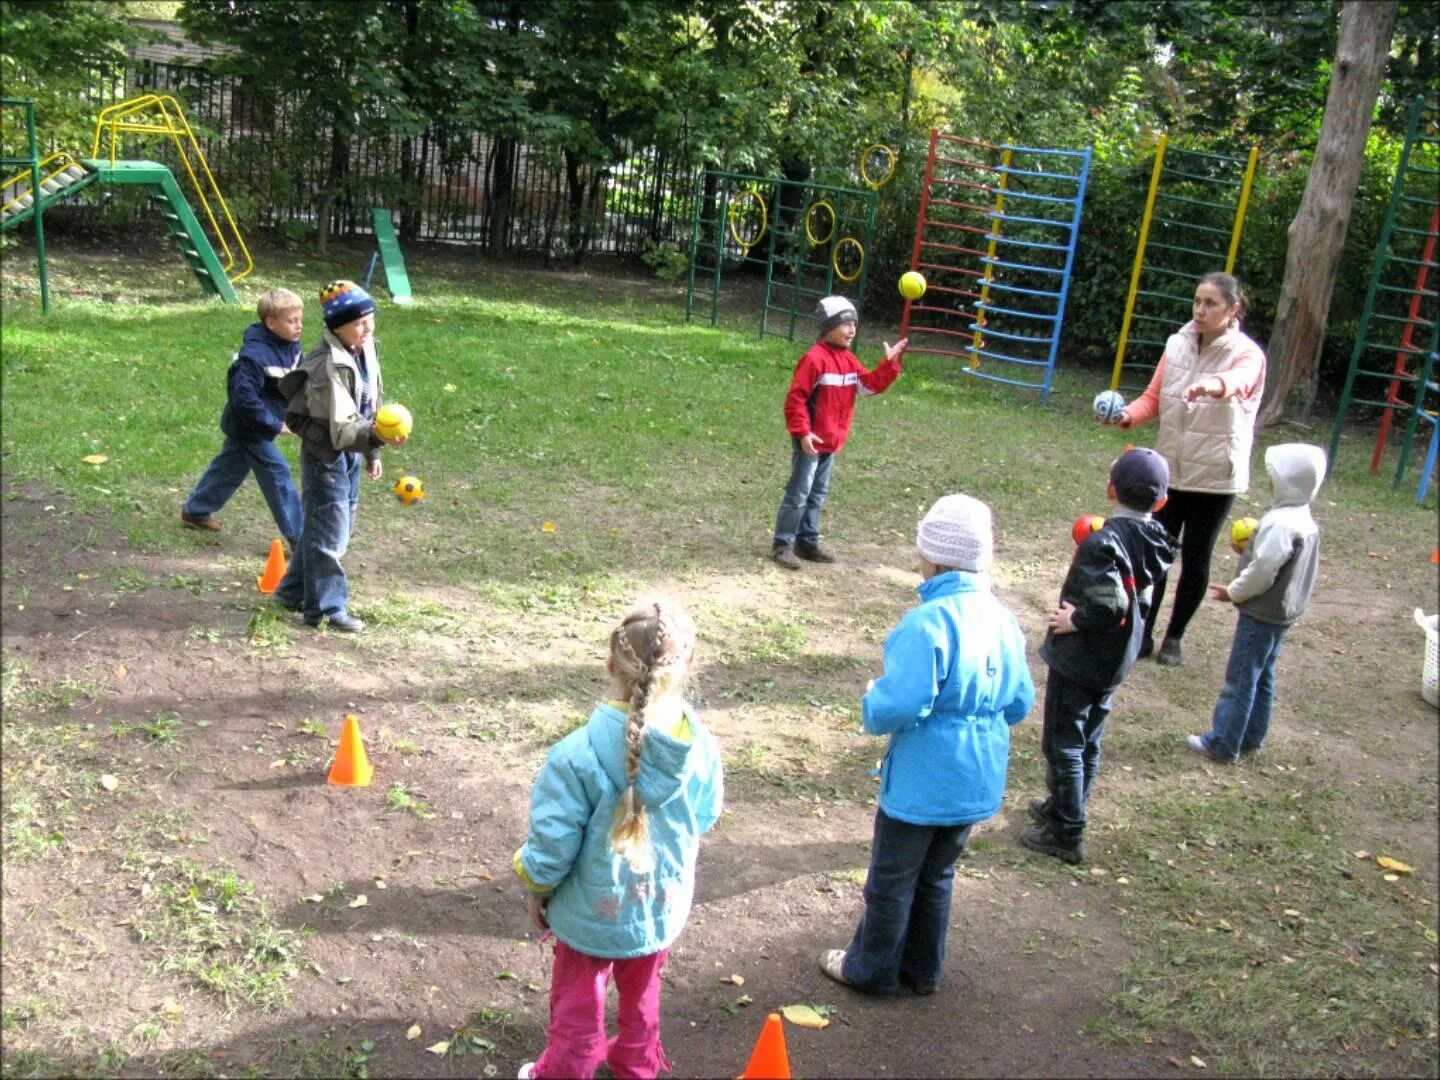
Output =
[{"x1": 1260, "y1": 0, "x2": 1398, "y2": 427}]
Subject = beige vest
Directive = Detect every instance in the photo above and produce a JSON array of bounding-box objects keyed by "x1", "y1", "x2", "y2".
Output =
[{"x1": 1153, "y1": 324, "x2": 1265, "y2": 494}]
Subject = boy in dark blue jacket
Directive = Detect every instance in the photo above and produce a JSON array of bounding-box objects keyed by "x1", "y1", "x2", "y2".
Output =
[
  {"x1": 180, "y1": 289, "x2": 304, "y2": 548},
  {"x1": 1021, "y1": 448, "x2": 1176, "y2": 864}
]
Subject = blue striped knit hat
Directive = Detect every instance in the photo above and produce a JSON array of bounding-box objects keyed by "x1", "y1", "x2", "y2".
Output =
[{"x1": 320, "y1": 280, "x2": 376, "y2": 331}]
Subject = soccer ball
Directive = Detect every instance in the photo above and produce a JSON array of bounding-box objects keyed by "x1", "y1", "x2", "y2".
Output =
[
  {"x1": 392, "y1": 475, "x2": 425, "y2": 506},
  {"x1": 1231, "y1": 516, "x2": 1259, "y2": 549},
  {"x1": 1072, "y1": 513, "x2": 1106, "y2": 545},
  {"x1": 375, "y1": 403, "x2": 413, "y2": 442},
  {"x1": 898, "y1": 271, "x2": 927, "y2": 301},
  {"x1": 1092, "y1": 389, "x2": 1126, "y2": 425}
]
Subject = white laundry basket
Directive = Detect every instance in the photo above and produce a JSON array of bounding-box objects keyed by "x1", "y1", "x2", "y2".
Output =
[{"x1": 1417, "y1": 609, "x2": 1439, "y2": 709}]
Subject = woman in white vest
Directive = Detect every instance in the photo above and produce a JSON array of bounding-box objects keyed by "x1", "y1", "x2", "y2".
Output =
[{"x1": 1113, "y1": 273, "x2": 1266, "y2": 667}]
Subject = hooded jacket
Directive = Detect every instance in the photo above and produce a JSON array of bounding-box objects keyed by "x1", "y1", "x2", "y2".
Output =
[
  {"x1": 863, "y1": 571, "x2": 1035, "y2": 826},
  {"x1": 280, "y1": 329, "x2": 384, "y2": 465},
  {"x1": 1040, "y1": 510, "x2": 1177, "y2": 692},
  {"x1": 1227, "y1": 443, "x2": 1325, "y2": 625},
  {"x1": 219, "y1": 322, "x2": 301, "y2": 441},
  {"x1": 517, "y1": 703, "x2": 724, "y2": 959}
]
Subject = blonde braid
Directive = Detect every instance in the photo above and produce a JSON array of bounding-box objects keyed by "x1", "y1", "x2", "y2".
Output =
[{"x1": 607, "y1": 599, "x2": 695, "y2": 873}]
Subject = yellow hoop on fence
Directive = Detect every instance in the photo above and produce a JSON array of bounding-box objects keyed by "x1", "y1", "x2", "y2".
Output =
[
  {"x1": 805, "y1": 199, "x2": 836, "y2": 246},
  {"x1": 832, "y1": 236, "x2": 865, "y2": 282},
  {"x1": 860, "y1": 144, "x2": 897, "y2": 189},
  {"x1": 727, "y1": 188, "x2": 768, "y2": 254}
]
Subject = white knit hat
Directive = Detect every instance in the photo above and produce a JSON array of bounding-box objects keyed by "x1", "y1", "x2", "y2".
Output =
[
  {"x1": 815, "y1": 295, "x2": 859, "y2": 337},
  {"x1": 916, "y1": 494, "x2": 993, "y2": 572}
]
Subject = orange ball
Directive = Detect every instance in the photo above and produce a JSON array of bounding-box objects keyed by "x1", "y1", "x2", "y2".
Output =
[{"x1": 1071, "y1": 513, "x2": 1106, "y2": 545}]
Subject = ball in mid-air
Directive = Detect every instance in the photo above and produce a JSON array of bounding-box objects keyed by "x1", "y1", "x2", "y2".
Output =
[
  {"x1": 393, "y1": 475, "x2": 425, "y2": 506},
  {"x1": 1092, "y1": 389, "x2": 1126, "y2": 425},
  {"x1": 1072, "y1": 513, "x2": 1106, "y2": 546},
  {"x1": 375, "y1": 403, "x2": 413, "y2": 442},
  {"x1": 1231, "y1": 516, "x2": 1259, "y2": 549},
  {"x1": 898, "y1": 271, "x2": 927, "y2": 301}
]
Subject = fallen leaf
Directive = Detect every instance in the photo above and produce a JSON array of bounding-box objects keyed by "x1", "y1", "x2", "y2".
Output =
[
  {"x1": 406, "y1": 1023, "x2": 422, "y2": 1040},
  {"x1": 720, "y1": 974, "x2": 745, "y2": 986},
  {"x1": 1167, "y1": 1056, "x2": 1187, "y2": 1069},
  {"x1": 443, "y1": 383, "x2": 457, "y2": 392},
  {"x1": 1190, "y1": 1055, "x2": 1207, "y2": 1069},
  {"x1": 426, "y1": 1041, "x2": 450, "y2": 1055},
  {"x1": 496, "y1": 970, "x2": 518, "y2": 980},
  {"x1": 541, "y1": 522, "x2": 556, "y2": 533},
  {"x1": 115, "y1": 665, "x2": 127, "y2": 678},
  {"x1": 82, "y1": 454, "x2": 109, "y2": 465},
  {"x1": 736, "y1": 994, "x2": 753, "y2": 1006},
  {"x1": 1383, "y1": 873, "x2": 1400, "y2": 883},
  {"x1": 99, "y1": 774, "x2": 118, "y2": 792},
  {"x1": 1376, "y1": 856, "x2": 1413, "y2": 874},
  {"x1": 781, "y1": 1004, "x2": 830, "y2": 1029},
  {"x1": 375, "y1": 878, "x2": 387, "y2": 889},
  {"x1": 1353, "y1": 850, "x2": 1372, "y2": 859},
  {"x1": 269, "y1": 759, "x2": 288, "y2": 769},
  {"x1": 303, "y1": 894, "x2": 324, "y2": 903},
  {"x1": 349, "y1": 894, "x2": 368, "y2": 908}
]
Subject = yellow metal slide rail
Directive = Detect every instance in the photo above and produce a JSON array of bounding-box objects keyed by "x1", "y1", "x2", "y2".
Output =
[
  {"x1": 91, "y1": 94, "x2": 253, "y2": 283},
  {"x1": 0, "y1": 150, "x2": 85, "y2": 217}
]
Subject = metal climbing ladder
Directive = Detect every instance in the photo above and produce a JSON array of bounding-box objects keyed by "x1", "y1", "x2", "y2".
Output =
[
  {"x1": 1328, "y1": 96, "x2": 1440, "y2": 501},
  {"x1": 899, "y1": 130, "x2": 1091, "y2": 404},
  {"x1": 1110, "y1": 137, "x2": 1259, "y2": 392}
]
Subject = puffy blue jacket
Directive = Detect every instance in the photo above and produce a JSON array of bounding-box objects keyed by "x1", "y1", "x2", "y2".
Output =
[
  {"x1": 220, "y1": 323, "x2": 301, "y2": 441},
  {"x1": 863, "y1": 571, "x2": 1035, "y2": 826},
  {"x1": 518, "y1": 703, "x2": 724, "y2": 959}
]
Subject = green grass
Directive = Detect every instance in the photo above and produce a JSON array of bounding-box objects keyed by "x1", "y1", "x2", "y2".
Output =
[{"x1": 2, "y1": 245, "x2": 1436, "y2": 1077}]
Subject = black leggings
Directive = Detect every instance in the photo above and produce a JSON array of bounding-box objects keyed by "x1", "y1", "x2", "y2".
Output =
[{"x1": 1146, "y1": 488, "x2": 1236, "y2": 644}]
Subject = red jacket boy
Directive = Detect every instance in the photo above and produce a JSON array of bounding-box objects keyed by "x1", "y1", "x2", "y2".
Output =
[{"x1": 772, "y1": 296, "x2": 907, "y2": 569}]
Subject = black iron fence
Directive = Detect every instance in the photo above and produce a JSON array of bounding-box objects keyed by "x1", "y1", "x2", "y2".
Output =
[{"x1": 80, "y1": 59, "x2": 698, "y2": 262}]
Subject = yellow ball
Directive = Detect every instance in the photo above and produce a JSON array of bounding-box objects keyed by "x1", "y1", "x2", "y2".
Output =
[
  {"x1": 375, "y1": 403, "x2": 413, "y2": 442},
  {"x1": 1231, "y1": 516, "x2": 1259, "y2": 548},
  {"x1": 393, "y1": 475, "x2": 425, "y2": 506},
  {"x1": 898, "y1": 270, "x2": 927, "y2": 301}
]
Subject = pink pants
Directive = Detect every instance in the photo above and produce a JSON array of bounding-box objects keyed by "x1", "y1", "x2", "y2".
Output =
[{"x1": 533, "y1": 941, "x2": 670, "y2": 1080}]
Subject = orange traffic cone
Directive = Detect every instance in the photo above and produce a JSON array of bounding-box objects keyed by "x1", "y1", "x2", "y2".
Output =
[
  {"x1": 328, "y1": 713, "x2": 374, "y2": 787},
  {"x1": 739, "y1": 1013, "x2": 790, "y2": 1080},
  {"x1": 257, "y1": 539, "x2": 288, "y2": 594}
]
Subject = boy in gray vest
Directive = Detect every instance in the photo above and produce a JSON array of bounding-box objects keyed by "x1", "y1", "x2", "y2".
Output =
[{"x1": 1187, "y1": 443, "x2": 1326, "y2": 763}]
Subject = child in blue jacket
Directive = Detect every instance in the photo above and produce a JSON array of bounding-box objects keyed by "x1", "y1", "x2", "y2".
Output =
[
  {"x1": 180, "y1": 289, "x2": 304, "y2": 548},
  {"x1": 514, "y1": 598, "x2": 723, "y2": 1079},
  {"x1": 819, "y1": 494, "x2": 1034, "y2": 996}
]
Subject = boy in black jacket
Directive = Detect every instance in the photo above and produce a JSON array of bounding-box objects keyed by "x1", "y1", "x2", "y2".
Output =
[
  {"x1": 180, "y1": 289, "x2": 304, "y2": 548},
  {"x1": 1021, "y1": 448, "x2": 1176, "y2": 864}
]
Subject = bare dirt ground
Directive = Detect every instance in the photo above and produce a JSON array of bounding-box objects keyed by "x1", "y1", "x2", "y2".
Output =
[{"x1": 3, "y1": 462, "x2": 1435, "y2": 1078}]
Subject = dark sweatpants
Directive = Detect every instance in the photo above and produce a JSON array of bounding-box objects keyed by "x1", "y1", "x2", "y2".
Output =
[{"x1": 1147, "y1": 487, "x2": 1235, "y2": 644}]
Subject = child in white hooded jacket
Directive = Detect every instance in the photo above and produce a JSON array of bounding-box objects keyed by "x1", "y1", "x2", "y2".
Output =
[{"x1": 1187, "y1": 443, "x2": 1326, "y2": 763}]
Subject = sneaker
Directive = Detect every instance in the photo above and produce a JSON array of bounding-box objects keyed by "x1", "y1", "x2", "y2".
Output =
[
  {"x1": 795, "y1": 542, "x2": 837, "y2": 563},
  {"x1": 1027, "y1": 796, "x2": 1050, "y2": 827},
  {"x1": 517, "y1": 1064, "x2": 535, "y2": 1080},
  {"x1": 771, "y1": 544, "x2": 802, "y2": 571},
  {"x1": 1186, "y1": 733, "x2": 1230, "y2": 762},
  {"x1": 180, "y1": 509, "x2": 221, "y2": 532},
  {"x1": 306, "y1": 612, "x2": 365, "y2": 633},
  {"x1": 818, "y1": 948, "x2": 851, "y2": 986},
  {"x1": 1019, "y1": 826, "x2": 1084, "y2": 865},
  {"x1": 1156, "y1": 637, "x2": 1183, "y2": 666}
]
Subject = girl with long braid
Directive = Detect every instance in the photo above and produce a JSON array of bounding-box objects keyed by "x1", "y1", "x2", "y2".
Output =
[{"x1": 514, "y1": 598, "x2": 723, "y2": 1080}]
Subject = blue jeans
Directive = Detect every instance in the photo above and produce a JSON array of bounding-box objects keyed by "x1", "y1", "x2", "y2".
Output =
[
  {"x1": 183, "y1": 435, "x2": 302, "y2": 545},
  {"x1": 1038, "y1": 669, "x2": 1112, "y2": 844},
  {"x1": 840, "y1": 808, "x2": 973, "y2": 995},
  {"x1": 1202, "y1": 613, "x2": 1289, "y2": 761},
  {"x1": 773, "y1": 438, "x2": 835, "y2": 548},
  {"x1": 274, "y1": 449, "x2": 361, "y2": 623}
]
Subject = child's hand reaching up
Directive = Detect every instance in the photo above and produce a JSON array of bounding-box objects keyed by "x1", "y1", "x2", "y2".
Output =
[
  {"x1": 1047, "y1": 600, "x2": 1077, "y2": 635},
  {"x1": 884, "y1": 338, "x2": 908, "y2": 365}
]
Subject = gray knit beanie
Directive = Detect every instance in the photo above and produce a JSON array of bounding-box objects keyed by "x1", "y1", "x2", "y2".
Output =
[
  {"x1": 816, "y1": 295, "x2": 858, "y2": 338},
  {"x1": 917, "y1": 494, "x2": 994, "y2": 573}
]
